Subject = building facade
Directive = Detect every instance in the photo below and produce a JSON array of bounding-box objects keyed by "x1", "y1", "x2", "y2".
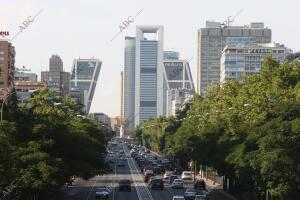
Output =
[
  {"x1": 163, "y1": 59, "x2": 195, "y2": 116},
  {"x1": 14, "y1": 67, "x2": 45, "y2": 103},
  {"x1": 134, "y1": 26, "x2": 164, "y2": 127},
  {"x1": 124, "y1": 36, "x2": 136, "y2": 131},
  {"x1": 93, "y1": 112, "x2": 111, "y2": 126},
  {"x1": 70, "y1": 58, "x2": 101, "y2": 113},
  {"x1": 41, "y1": 55, "x2": 70, "y2": 97},
  {"x1": 197, "y1": 21, "x2": 272, "y2": 95},
  {"x1": 163, "y1": 51, "x2": 179, "y2": 60},
  {"x1": 220, "y1": 43, "x2": 290, "y2": 83},
  {"x1": 0, "y1": 40, "x2": 15, "y2": 99}
]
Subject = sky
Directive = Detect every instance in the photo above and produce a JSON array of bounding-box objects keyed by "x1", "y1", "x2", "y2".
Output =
[{"x1": 0, "y1": 0, "x2": 299, "y2": 117}]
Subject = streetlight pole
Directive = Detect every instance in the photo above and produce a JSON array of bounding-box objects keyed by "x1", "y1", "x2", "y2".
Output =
[{"x1": 1, "y1": 92, "x2": 16, "y2": 121}]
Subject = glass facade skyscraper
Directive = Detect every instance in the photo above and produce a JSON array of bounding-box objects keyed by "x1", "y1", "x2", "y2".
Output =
[
  {"x1": 134, "y1": 26, "x2": 164, "y2": 127},
  {"x1": 70, "y1": 59, "x2": 101, "y2": 113},
  {"x1": 124, "y1": 37, "x2": 136, "y2": 131}
]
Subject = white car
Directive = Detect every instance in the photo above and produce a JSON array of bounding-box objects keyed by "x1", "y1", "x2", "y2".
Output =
[
  {"x1": 195, "y1": 195, "x2": 207, "y2": 200},
  {"x1": 164, "y1": 171, "x2": 173, "y2": 179},
  {"x1": 172, "y1": 196, "x2": 185, "y2": 200},
  {"x1": 144, "y1": 170, "x2": 154, "y2": 176},
  {"x1": 171, "y1": 179, "x2": 184, "y2": 189},
  {"x1": 184, "y1": 188, "x2": 198, "y2": 200},
  {"x1": 181, "y1": 171, "x2": 193, "y2": 181}
]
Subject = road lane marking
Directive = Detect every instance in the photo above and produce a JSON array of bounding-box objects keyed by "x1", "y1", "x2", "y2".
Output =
[{"x1": 123, "y1": 144, "x2": 154, "y2": 200}]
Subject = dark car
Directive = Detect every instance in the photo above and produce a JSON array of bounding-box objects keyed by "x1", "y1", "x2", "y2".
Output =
[
  {"x1": 194, "y1": 179, "x2": 206, "y2": 190},
  {"x1": 149, "y1": 178, "x2": 164, "y2": 190},
  {"x1": 153, "y1": 166, "x2": 162, "y2": 174},
  {"x1": 119, "y1": 179, "x2": 131, "y2": 192}
]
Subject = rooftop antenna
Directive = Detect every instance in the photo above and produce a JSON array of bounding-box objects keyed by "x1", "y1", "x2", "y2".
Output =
[{"x1": 221, "y1": 8, "x2": 244, "y2": 28}]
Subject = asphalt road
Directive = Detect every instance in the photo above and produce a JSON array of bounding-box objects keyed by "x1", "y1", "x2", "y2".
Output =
[{"x1": 63, "y1": 143, "x2": 234, "y2": 200}]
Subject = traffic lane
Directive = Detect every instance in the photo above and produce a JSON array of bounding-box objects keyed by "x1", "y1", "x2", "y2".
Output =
[{"x1": 112, "y1": 163, "x2": 139, "y2": 200}]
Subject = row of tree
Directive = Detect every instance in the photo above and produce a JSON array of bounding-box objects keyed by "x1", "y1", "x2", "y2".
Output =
[
  {"x1": 136, "y1": 57, "x2": 300, "y2": 200},
  {"x1": 0, "y1": 89, "x2": 111, "y2": 200}
]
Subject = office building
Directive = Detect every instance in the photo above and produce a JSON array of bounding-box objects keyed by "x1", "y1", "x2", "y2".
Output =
[
  {"x1": 15, "y1": 81, "x2": 46, "y2": 103},
  {"x1": 70, "y1": 58, "x2": 101, "y2": 113},
  {"x1": 220, "y1": 43, "x2": 290, "y2": 83},
  {"x1": 197, "y1": 21, "x2": 272, "y2": 95},
  {"x1": 286, "y1": 52, "x2": 300, "y2": 62},
  {"x1": 134, "y1": 25, "x2": 164, "y2": 127},
  {"x1": 171, "y1": 92, "x2": 193, "y2": 116},
  {"x1": 41, "y1": 55, "x2": 70, "y2": 97},
  {"x1": 0, "y1": 40, "x2": 15, "y2": 99},
  {"x1": 111, "y1": 116, "x2": 122, "y2": 136},
  {"x1": 14, "y1": 66, "x2": 45, "y2": 103},
  {"x1": 164, "y1": 51, "x2": 179, "y2": 60},
  {"x1": 15, "y1": 66, "x2": 37, "y2": 82},
  {"x1": 163, "y1": 59, "x2": 195, "y2": 116},
  {"x1": 93, "y1": 112, "x2": 111, "y2": 126},
  {"x1": 124, "y1": 36, "x2": 136, "y2": 131}
]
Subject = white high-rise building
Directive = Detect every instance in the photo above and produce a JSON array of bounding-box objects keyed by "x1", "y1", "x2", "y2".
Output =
[
  {"x1": 220, "y1": 43, "x2": 290, "y2": 83},
  {"x1": 70, "y1": 59, "x2": 101, "y2": 113},
  {"x1": 134, "y1": 26, "x2": 164, "y2": 127}
]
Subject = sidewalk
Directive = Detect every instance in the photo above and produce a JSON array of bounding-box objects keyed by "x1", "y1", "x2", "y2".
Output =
[{"x1": 196, "y1": 174, "x2": 236, "y2": 200}]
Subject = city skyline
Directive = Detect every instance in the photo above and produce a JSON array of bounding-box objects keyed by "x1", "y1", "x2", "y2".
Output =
[{"x1": 1, "y1": 0, "x2": 300, "y2": 117}]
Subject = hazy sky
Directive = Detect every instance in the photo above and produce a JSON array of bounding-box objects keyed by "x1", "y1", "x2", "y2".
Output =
[{"x1": 1, "y1": 0, "x2": 299, "y2": 117}]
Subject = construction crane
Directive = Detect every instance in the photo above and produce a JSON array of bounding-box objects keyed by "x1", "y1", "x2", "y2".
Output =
[{"x1": 221, "y1": 8, "x2": 244, "y2": 28}]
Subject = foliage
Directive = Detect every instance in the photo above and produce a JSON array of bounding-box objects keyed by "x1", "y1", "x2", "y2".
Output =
[
  {"x1": 0, "y1": 89, "x2": 110, "y2": 200},
  {"x1": 138, "y1": 57, "x2": 300, "y2": 199}
]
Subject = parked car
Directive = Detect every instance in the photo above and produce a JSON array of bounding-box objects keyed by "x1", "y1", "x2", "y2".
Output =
[
  {"x1": 118, "y1": 179, "x2": 131, "y2": 192},
  {"x1": 181, "y1": 171, "x2": 193, "y2": 181},
  {"x1": 95, "y1": 187, "x2": 111, "y2": 199},
  {"x1": 184, "y1": 188, "x2": 198, "y2": 200},
  {"x1": 171, "y1": 179, "x2": 184, "y2": 189},
  {"x1": 172, "y1": 196, "x2": 185, "y2": 200},
  {"x1": 149, "y1": 177, "x2": 164, "y2": 190},
  {"x1": 194, "y1": 179, "x2": 206, "y2": 190},
  {"x1": 164, "y1": 171, "x2": 173, "y2": 180}
]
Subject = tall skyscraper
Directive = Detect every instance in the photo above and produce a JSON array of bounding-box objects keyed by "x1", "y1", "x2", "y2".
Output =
[
  {"x1": 163, "y1": 59, "x2": 195, "y2": 116},
  {"x1": 41, "y1": 55, "x2": 70, "y2": 97},
  {"x1": 124, "y1": 36, "x2": 136, "y2": 131},
  {"x1": 134, "y1": 26, "x2": 164, "y2": 127},
  {"x1": 197, "y1": 21, "x2": 272, "y2": 95},
  {"x1": 70, "y1": 58, "x2": 101, "y2": 113},
  {"x1": 0, "y1": 40, "x2": 15, "y2": 99}
]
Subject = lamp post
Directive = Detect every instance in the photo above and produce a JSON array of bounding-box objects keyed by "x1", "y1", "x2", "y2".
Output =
[{"x1": 1, "y1": 92, "x2": 16, "y2": 121}]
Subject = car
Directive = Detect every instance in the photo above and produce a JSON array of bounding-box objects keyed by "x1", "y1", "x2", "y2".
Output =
[
  {"x1": 117, "y1": 160, "x2": 126, "y2": 167},
  {"x1": 194, "y1": 179, "x2": 206, "y2": 190},
  {"x1": 118, "y1": 179, "x2": 131, "y2": 192},
  {"x1": 172, "y1": 195, "x2": 185, "y2": 200},
  {"x1": 181, "y1": 171, "x2": 193, "y2": 181},
  {"x1": 184, "y1": 188, "x2": 198, "y2": 200},
  {"x1": 164, "y1": 170, "x2": 173, "y2": 179},
  {"x1": 149, "y1": 177, "x2": 164, "y2": 190},
  {"x1": 195, "y1": 194, "x2": 208, "y2": 200},
  {"x1": 168, "y1": 175, "x2": 178, "y2": 184},
  {"x1": 144, "y1": 170, "x2": 154, "y2": 182},
  {"x1": 171, "y1": 179, "x2": 184, "y2": 189},
  {"x1": 95, "y1": 187, "x2": 111, "y2": 199}
]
